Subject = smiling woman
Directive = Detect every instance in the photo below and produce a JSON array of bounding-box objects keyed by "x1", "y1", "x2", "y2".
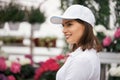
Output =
[{"x1": 50, "y1": 4, "x2": 102, "y2": 80}]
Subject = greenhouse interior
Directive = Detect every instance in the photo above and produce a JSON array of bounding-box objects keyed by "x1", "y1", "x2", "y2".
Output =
[{"x1": 0, "y1": 0, "x2": 120, "y2": 80}]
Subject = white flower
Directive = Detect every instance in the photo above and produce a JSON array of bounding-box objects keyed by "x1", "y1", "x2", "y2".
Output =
[
  {"x1": 116, "y1": 67, "x2": 120, "y2": 76},
  {"x1": 94, "y1": 25, "x2": 106, "y2": 33},
  {"x1": 5, "y1": 60, "x2": 12, "y2": 68},
  {"x1": 19, "y1": 58, "x2": 31, "y2": 65},
  {"x1": 109, "y1": 66, "x2": 120, "y2": 77},
  {"x1": 104, "y1": 30, "x2": 115, "y2": 39},
  {"x1": 5, "y1": 60, "x2": 19, "y2": 68}
]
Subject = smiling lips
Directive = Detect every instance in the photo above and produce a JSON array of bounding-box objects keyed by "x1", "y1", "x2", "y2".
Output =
[{"x1": 65, "y1": 34, "x2": 72, "y2": 39}]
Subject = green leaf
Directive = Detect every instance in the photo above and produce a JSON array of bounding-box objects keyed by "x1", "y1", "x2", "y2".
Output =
[{"x1": 28, "y1": 8, "x2": 45, "y2": 24}]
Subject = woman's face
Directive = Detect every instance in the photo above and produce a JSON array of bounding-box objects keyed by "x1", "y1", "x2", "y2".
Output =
[{"x1": 62, "y1": 19, "x2": 85, "y2": 44}]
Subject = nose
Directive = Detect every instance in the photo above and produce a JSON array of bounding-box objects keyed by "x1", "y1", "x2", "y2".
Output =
[{"x1": 62, "y1": 27, "x2": 68, "y2": 34}]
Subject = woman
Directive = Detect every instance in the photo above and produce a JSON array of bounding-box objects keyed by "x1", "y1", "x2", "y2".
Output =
[{"x1": 50, "y1": 5, "x2": 102, "y2": 80}]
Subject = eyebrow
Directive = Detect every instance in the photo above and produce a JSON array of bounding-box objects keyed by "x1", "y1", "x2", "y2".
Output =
[{"x1": 62, "y1": 20, "x2": 73, "y2": 26}]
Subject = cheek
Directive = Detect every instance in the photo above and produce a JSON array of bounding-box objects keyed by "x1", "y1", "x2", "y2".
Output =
[
  {"x1": 73, "y1": 30, "x2": 83, "y2": 40},
  {"x1": 71, "y1": 26, "x2": 84, "y2": 42}
]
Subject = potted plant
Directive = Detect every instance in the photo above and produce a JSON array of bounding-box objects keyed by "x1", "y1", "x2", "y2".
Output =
[
  {"x1": 28, "y1": 7, "x2": 45, "y2": 31},
  {"x1": 4, "y1": 2, "x2": 25, "y2": 30}
]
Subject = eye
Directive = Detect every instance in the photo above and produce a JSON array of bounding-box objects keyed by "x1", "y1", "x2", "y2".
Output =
[
  {"x1": 66, "y1": 23, "x2": 72, "y2": 26},
  {"x1": 62, "y1": 24, "x2": 64, "y2": 27}
]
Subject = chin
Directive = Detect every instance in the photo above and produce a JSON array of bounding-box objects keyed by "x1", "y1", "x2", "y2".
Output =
[{"x1": 66, "y1": 40, "x2": 75, "y2": 44}]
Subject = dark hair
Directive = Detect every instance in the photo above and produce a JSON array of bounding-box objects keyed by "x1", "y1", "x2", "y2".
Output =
[{"x1": 71, "y1": 19, "x2": 102, "y2": 52}]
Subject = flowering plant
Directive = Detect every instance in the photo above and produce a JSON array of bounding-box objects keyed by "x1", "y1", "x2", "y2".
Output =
[
  {"x1": 95, "y1": 25, "x2": 120, "y2": 52},
  {"x1": 0, "y1": 54, "x2": 67, "y2": 80},
  {"x1": 108, "y1": 65, "x2": 120, "y2": 80},
  {"x1": 0, "y1": 56, "x2": 34, "y2": 80},
  {"x1": 34, "y1": 54, "x2": 66, "y2": 80}
]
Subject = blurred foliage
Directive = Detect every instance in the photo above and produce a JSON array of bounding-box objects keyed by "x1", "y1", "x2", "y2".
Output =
[
  {"x1": 0, "y1": 2, "x2": 46, "y2": 25},
  {"x1": 39, "y1": 71, "x2": 57, "y2": 80},
  {"x1": 0, "y1": 2, "x2": 25, "y2": 22},
  {"x1": 0, "y1": 6, "x2": 5, "y2": 23},
  {"x1": 33, "y1": 37, "x2": 57, "y2": 47},
  {"x1": 60, "y1": 0, "x2": 120, "y2": 29},
  {"x1": 28, "y1": 7, "x2": 45, "y2": 24},
  {"x1": 96, "y1": 32, "x2": 106, "y2": 43},
  {"x1": 0, "y1": 36, "x2": 23, "y2": 45},
  {"x1": 0, "y1": 36, "x2": 57, "y2": 47},
  {"x1": 114, "y1": 0, "x2": 120, "y2": 26},
  {"x1": 108, "y1": 76, "x2": 120, "y2": 80},
  {"x1": 20, "y1": 64, "x2": 35, "y2": 79}
]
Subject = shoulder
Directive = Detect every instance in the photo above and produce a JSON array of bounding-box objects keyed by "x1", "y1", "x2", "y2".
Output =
[
  {"x1": 72, "y1": 48, "x2": 98, "y2": 64},
  {"x1": 71, "y1": 54, "x2": 91, "y2": 66},
  {"x1": 75, "y1": 48, "x2": 96, "y2": 58}
]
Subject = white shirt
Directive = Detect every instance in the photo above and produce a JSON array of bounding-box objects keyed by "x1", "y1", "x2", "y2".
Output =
[{"x1": 56, "y1": 47, "x2": 100, "y2": 80}]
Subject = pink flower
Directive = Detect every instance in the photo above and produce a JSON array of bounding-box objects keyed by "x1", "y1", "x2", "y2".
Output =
[
  {"x1": 43, "y1": 58, "x2": 60, "y2": 71},
  {"x1": 0, "y1": 57, "x2": 5, "y2": 60},
  {"x1": 45, "y1": 58, "x2": 56, "y2": 64},
  {"x1": 8, "y1": 75, "x2": 16, "y2": 80},
  {"x1": 103, "y1": 36, "x2": 112, "y2": 47},
  {"x1": 114, "y1": 28, "x2": 120, "y2": 38},
  {"x1": 25, "y1": 54, "x2": 33, "y2": 64},
  {"x1": 55, "y1": 54, "x2": 65, "y2": 60},
  {"x1": 34, "y1": 58, "x2": 60, "y2": 80},
  {"x1": 34, "y1": 68, "x2": 44, "y2": 80},
  {"x1": 48, "y1": 62, "x2": 60, "y2": 71},
  {"x1": 0, "y1": 58, "x2": 7, "y2": 71},
  {"x1": 10, "y1": 62, "x2": 21, "y2": 74}
]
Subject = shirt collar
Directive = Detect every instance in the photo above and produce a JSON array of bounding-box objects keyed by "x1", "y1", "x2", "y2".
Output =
[
  {"x1": 69, "y1": 47, "x2": 83, "y2": 57},
  {"x1": 69, "y1": 48, "x2": 97, "y2": 57}
]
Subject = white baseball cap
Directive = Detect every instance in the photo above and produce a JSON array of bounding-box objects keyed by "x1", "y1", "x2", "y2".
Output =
[{"x1": 50, "y1": 4, "x2": 95, "y2": 27}]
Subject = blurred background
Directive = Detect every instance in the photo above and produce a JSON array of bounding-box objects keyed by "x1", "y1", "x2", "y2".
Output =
[{"x1": 0, "y1": 0, "x2": 120, "y2": 80}]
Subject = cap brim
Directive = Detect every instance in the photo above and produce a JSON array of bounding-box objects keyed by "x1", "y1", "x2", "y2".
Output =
[
  {"x1": 50, "y1": 16, "x2": 76, "y2": 24},
  {"x1": 50, "y1": 16, "x2": 62, "y2": 24}
]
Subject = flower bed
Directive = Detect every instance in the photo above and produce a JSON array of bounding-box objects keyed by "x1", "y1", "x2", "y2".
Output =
[
  {"x1": 0, "y1": 54, "x2": 67, "y2": 80},
  {"x1": 95, "y1": 25, "x2": 120, "y2": 52},
  {"x1": 34, "y1": 54, "x2": 67, "y2": 80},
  {"x1": 0, "y1": 57, "x2": 34, "y2": 80}
]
